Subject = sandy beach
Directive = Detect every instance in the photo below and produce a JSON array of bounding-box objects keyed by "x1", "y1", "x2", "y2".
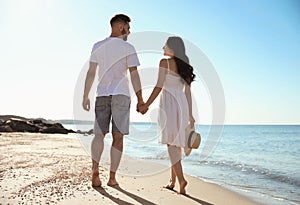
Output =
[{"x1": 0, "y1": 132, "x2": 263, "y2": 205}]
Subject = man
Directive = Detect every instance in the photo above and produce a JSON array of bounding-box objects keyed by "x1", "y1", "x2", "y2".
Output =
[{"x1": 82, "y1": 14, "x2": 144, "y2": 187}]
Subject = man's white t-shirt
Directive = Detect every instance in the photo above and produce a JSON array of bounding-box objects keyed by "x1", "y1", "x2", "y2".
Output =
[{"x1": 90, "y1": 37, "x2": 140, "y2": 97}]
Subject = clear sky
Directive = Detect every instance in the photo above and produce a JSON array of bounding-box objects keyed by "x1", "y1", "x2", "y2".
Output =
[{"x1": 0, "y1": 0, "x2": 299, "y2": 124}]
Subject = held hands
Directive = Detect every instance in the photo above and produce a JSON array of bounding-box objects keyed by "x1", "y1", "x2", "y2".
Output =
[
  {"x1": 138, "y1": 103, "x2": 149, "y2": 114},
  {"x1": 136, "y1": 100, "x2": 149, "y2": 115}
]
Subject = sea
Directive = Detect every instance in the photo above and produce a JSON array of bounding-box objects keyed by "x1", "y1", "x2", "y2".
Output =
[{"x1": 63, "y1": 123, "x2": 300, "y2": 205}]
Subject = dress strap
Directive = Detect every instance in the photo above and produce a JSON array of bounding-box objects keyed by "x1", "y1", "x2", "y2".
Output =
[{"x1": 166, "y1": 59, "x2": 170, "y2": 73}]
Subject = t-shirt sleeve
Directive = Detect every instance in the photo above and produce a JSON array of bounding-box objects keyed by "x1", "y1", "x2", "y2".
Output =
[
  {"x1": 127, "y1": 45, "x2": 140, "y2": 67},
  {"x1": 90, "y1": 44, "x2": 97, "y2": 63}
]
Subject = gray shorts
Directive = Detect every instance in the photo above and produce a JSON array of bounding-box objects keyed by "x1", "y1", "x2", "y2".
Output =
[{"x1": 94, "y1": 95, "x2": 131, "y2": 135}]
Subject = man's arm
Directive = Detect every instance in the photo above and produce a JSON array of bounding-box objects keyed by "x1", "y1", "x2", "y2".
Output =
[{"x1": 82, "y1": 62, "x2": 97, "y2": 111}]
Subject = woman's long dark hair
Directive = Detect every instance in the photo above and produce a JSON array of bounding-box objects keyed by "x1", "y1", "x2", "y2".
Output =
[{"x1": 166, "y1": 36, "x2": 195, "y2": 85}]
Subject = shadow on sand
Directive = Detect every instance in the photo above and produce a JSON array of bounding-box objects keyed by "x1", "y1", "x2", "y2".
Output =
[
  {"x1": 93, "y1": 185, "x2": 156, "y2": 205},
  {"x1": 183, "y1": 194, "x2": 214, "y2": 205},
  {"x1": 164, "y1": 187, "x2": 214, "y2": 205},
  {"x1": 94, "y1": 185, "x2": 214, "y2": 205}
]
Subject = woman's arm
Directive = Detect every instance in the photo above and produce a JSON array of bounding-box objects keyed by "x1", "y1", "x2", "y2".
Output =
[
  {"x1": 139, "y1": 59, "x2": 167, "y2": 112},
  {"x1": 185, "y1": 83, "x2": 195, "y2": 128}
]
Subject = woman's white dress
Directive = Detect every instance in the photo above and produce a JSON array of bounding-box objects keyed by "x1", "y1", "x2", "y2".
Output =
[{"x1": 158, "y1": 60, "x2": 189, "y2": 148}]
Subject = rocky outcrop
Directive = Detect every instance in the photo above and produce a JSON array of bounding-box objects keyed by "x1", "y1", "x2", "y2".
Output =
[
  {"x1": 76, "y1": 129, "x2": 94, "y2": 135},
  {"x1": 0, "y1": 116, "x2": 75, "y2": 134}
]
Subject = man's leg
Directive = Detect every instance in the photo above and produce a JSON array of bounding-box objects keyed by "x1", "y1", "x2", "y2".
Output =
[
  {"x1": 107, "y1": 132, "x2": 123, "y2": 186},
  {"x1": 92, "y1": 96, "x2": 111, "y2": 187},
  {"x1": 108, "y1": 95, "x2": 130, "y2": 186},
  {"x1": 91, "y1": 132, "x2": 105, "y2": 187}
]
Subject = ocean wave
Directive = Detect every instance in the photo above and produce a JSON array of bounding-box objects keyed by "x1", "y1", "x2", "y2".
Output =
[
  {"x1": 193, "y1": 159, "x2": 300, "y2": 188},
  {"x1": 131, "y1": 153, "x2": 300, "y2": 189},
  {"x1": 140, "y1": 154, "x2": 169, "y2": 160}
]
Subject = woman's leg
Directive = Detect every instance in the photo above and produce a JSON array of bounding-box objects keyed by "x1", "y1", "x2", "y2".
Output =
[
  {"x1": 168, "y1": 145, "x2": 187, "y2": 194},
  {"x1": 164, "y1": 145, "x2": 176, "y2": 189},
  {"x1": 173, "y1": 160, "x2": 187, "y2": 194}
]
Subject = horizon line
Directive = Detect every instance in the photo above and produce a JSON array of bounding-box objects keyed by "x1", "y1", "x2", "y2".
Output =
[{"x1": 55, "y1": 119, "x2": 300, "y2": 126}]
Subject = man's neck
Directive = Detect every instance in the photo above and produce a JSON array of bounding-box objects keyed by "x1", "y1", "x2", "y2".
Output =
[{"x1": 110, "y1": 33, "x2": 122, "y2": 38}]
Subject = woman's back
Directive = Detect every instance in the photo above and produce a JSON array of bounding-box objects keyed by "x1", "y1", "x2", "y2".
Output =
[{"x1": 164, "y1": 59, "x2": 185, "y2": 90}]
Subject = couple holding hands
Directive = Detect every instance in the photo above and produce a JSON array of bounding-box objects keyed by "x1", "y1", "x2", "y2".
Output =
[{"x1": 83, "y1": 14, "x2": 196, "y2": 195}]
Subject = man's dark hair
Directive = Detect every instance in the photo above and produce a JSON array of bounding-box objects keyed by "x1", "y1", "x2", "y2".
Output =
[{"x1": 110, "y1": 14, "x2": 131, "y2": 26}]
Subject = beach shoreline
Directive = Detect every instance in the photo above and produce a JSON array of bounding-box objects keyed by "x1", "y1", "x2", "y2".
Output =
[{"x1": 0, "y1": 132, "x2": 263, "y2": 205}]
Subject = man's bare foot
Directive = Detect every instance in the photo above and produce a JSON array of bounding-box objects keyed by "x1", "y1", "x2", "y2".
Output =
[
  {"x1": 163, "y1": 181, "x2": 175, "y2": 190},
  {"x1": 92, "y1": 172, "x2": 101, "y2": 187},
  {"x1": 179, "y1": 180, "x2": 187, "y2": 194},
  {"x1": 107, "y1": 178, "x2": 119, "y2": 186}
]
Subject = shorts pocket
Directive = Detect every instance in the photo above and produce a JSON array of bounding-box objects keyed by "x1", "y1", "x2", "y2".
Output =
[
  {"x1": 95, "y1": 97, "x2": 110, "y2": 111},
  {"x1": 112, "y1": 95, "x2": 131, "y2": 111},
  {"x1": 118, "y1": 105, "x2": 130, "y2": 111},
  {"x1": 95, "y1": 105, "x2": 107, "y2": 111}
]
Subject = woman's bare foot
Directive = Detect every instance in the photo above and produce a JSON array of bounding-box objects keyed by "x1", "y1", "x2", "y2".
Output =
[
  {"x1": 163, "y1": 181, "x2": 175, "y2": 190},
  {"x1": 107, "y1": 178, "x2": 119, "y2": 186},
  {"x1": 179, "y1": 180, "x2": 187, "y2": 194},
  {"x1": 92, "y1": 172, "x2": 101, "y2": 187}
]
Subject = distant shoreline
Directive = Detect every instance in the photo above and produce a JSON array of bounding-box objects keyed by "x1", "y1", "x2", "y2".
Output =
[
  {"x1": 65, "y1": 121, "x2": 300, "y2": 126},
  {"x1": 1, "y1": 115, "x2": 298, "y2": 126}
]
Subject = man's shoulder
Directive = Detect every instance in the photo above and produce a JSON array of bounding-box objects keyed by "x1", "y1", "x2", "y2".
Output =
[
  {"x1": 122, "y1": 41, "x2": 137, "y2": 53},
  {"x1": 117, "y1": 39, "x2": 134, "y2": 48},
  {"x1": 92, "y1": 38, "x2": 136, "y2": 53},
  {"x1": 93, "y1": 38, "x2": 109, "y2": 48},
  {"x1": 111, "y1": 40, "x2": 136, "y2": 54}
]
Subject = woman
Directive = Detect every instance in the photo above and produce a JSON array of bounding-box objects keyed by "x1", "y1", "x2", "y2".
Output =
[{"x1": 139, "y1": 36, "x2": 196, "y2": 194}]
